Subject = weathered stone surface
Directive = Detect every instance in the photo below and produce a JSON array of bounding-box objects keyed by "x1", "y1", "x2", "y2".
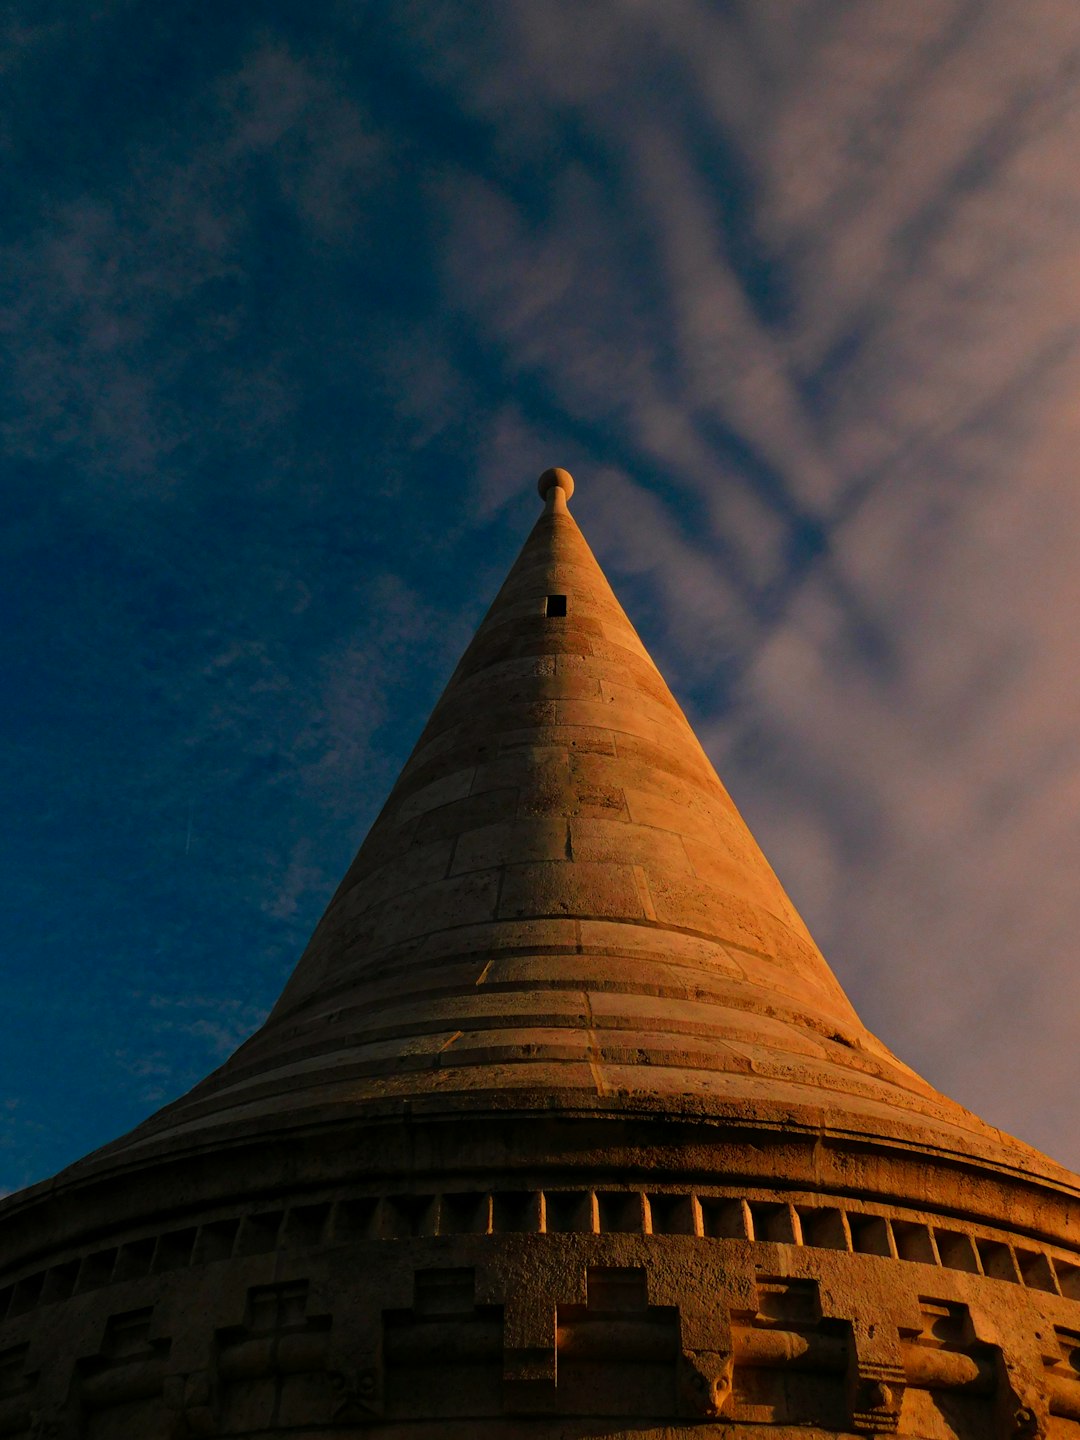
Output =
[{"x1": 1, "y1": 469, "x2": 1077, "y2": 1436}]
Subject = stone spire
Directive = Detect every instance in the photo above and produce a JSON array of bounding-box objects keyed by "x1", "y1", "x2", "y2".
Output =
[
  {"x1": 75, "y1": 470, "x2": 1063, "y2": 1181},
  {"x1": 2, "y1": 468, "x2": 1078, "y2": 1440}
]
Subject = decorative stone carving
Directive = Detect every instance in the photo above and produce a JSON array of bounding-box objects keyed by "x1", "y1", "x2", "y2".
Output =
[
  {"x1": 996, "y1": 1351, "x2": 1050, "y2": 1440},
  {"x1": 27, "y1": 1406, "x2": 75, "y2": 1440},
  {"x1": 848, "y1": 1366, "x2": 905, "y2": 1435},
  {"x1": 163, "y1": 1369, "x2": 219, "y2": 1438},
  {"x1": 678, "y1": 1348, "x2": 733, "y2": 1419},
  {"x1": 327, "y1": 1364, "x2": 382, "y2": 1422}
]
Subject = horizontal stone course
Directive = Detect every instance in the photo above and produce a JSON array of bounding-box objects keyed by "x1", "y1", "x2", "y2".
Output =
[
  {"x1": 497, "y1": 723, "x2": 618, "y2": 754},
  {"x1": 192, "y1": 962, "x2": 908, "y2": 1102},
  {"x1": 6, "y1": 1187, "x2": 1077, "y2": 1329}
]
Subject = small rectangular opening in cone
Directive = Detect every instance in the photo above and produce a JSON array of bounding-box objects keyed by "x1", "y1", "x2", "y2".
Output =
[{"x1": 546, "y1": 594, "x2": 567, "y2": 616}]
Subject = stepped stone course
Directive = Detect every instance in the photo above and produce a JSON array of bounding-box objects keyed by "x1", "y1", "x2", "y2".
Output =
[{"x1": 1, "y1": 468, "x2": 1077, "y2": 1437}]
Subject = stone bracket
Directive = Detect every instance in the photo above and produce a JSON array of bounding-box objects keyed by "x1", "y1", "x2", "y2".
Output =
[
  {"x1": 846, "y1": 1320, "x2": 906, "y2": 1435},
  {"x1": 162, "y1": 1369, "x2": 219, "y2": 1439}
]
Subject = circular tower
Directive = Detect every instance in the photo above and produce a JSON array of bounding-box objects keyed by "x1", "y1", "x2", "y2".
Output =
[{"x1": 1, "y1": 472, "x2": 1078, "y2": 1439}]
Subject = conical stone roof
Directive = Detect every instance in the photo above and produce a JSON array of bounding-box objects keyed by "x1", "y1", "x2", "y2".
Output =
[{"x1": 75, "y1": 468, "x2": 1067, "y2": 1187}]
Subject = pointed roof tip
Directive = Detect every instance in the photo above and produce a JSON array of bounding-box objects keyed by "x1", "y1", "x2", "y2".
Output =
[{"x1": 537, "y1": 466, "x2": 575, "y2": 511}]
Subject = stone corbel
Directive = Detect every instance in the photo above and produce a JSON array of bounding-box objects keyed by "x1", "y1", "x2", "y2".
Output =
[
  {"x1": 162, "y1": 1368, "x2": 220, "y2": 1438},
  {"x1": 322, "y1": 1295, "x2": 385, "y2": 1424},
  {"x1": 678, "y1": 1304, "x2": 734, "y2": 1420},
  {"x1": 846, "y1": 1317, "x2": 905, "y2": 1436},
  {"x1": 678, "y1": 1348, "x2": 734, "y2": 1419},
  {"x1": 327, "y1": 1358, "x2": 383, "y2": 1422},
  {"x1": 995, "y1": 1351, "x2": 1050, "y2": 1440},
  {"x1": 324, "y1": 1308, "x2": 384, "y2": 1423},
  {"x1": 27, "y1": 1404, "x2": 78, "y2": 1440},
  {"x1": 502, "y1": 1287, "x2": 558, "y2": 1414}
]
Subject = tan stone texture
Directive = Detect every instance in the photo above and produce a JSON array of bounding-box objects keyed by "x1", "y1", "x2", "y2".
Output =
[{"x1": 0, "y1": 473, "x2": 1078, "y2": 1437}]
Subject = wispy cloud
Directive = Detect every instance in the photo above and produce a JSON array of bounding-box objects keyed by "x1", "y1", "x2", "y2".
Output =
[{"x1": 0, "y1": 36, "x2": 384, "y2": 489}]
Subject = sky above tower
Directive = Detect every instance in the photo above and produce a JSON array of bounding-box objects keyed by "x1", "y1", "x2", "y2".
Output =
[{"x1": 3, "y1": 1, "x2": 1080, "y2": 1193}]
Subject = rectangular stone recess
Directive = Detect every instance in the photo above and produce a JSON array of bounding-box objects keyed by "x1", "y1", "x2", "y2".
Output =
[
  {"x1": 748, "y1": 1202, "x2": 801, "y2": 1245},
  {"x1": 700, "y1": 1197, "x2": 752, "y2": 1239},
  {"x1": 934, "y1": 1229, "x2": 981, "y2": 1274},
  {"x1": 892, "y1": 1220, "x2": 938, "y2": 1265},
  {"x1": 556, "y1": 1267, "x2": 679, "y2": 1417},
  {"x1": 597, "y1": 1192, "x2": 647, "y2": 1234},
  {"x1": 383, "y1": 1267, "x2": 502, "y2": 1420},
  {"x1": 587, "y1": 1268, "x2": 650, "y2": 1309},
  {"x1": 382, "y1": 1194, "x2": 437, "y2": 1238},
  {"x1": 247, "y1": 1280, "x2": 312, "y2": 1333},
  {"x1": 439, "y1": 1191, "x2": 492, "y2": 1235},
  {"x1": 40, "y1": 1259, "x2": 79, "y2": 1305},
  {"x1": 334, "y1": 1196, "x2": 381, "y2": 1240},
  {"x1": 492, "y1": 1191, "x2": 541, "y2": 1234},
  {"x1": 412, "y1": 1268, "x2": 474, "y2": 1316},
  {"x1": 914, "y1": 1298, "x2": 974, "y2": 1349},
  {"x1": 976, "y1": 1239, "x2": 1021, "y2": 1283},
  {"x1": 647, "y1": 1193, "x2": 700, "y2": 1236},
  {"x1": 152, "y1": 1228, "x2": 196, "y2": 1273},
  {"x1": 1015, "y1": 1247, "x2": 1061, "y2": 1294},
  {"x1": 78, "y1": 1312, "x2": 167, "y2": 1434},
  {"x1": 848, "y1": 1214, "x2": 895, "y2": 1258},
  {"x1": 281, "y1": 1204, "x2": 330, "y2": 1250},
  {"x1": 113, "y1": 1237, "x2": 157, "y2": 1281},
  {"x1": 799, "y1": 1207, "x2": 851, "y2": 1252},
  {"x1": 235, "y1": 1212, "x2": 284, "y2": 1256},
  {"x1": 546, "y1": 594, "x2": 567, "y2": 617},
  {"x1": 545, "y1": 1192, "x2": 597, "y2": 1234},
  {"x1": 754, "y1": 1278, "x2": 821, "y2": 1326},
  {"x1": 76, "y1": 1249, "x2": 117, "y2": 1293},
  {"x1": 100, "y1": 1307, "x2": 156, "y2": 1359},
  {"x1": 191, "y1": 1219, "x2": 240, "y2": 1265},
  {"x1": 9, "y1": 1271, "x2": 45, "y2": 1315},
  {"x1": 1057, "y1": 1259, "x2": 1080, "y2": 1300}
]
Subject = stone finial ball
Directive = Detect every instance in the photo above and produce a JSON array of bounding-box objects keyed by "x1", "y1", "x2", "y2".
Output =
[{"x1": 537, "y1": 467, "x2": 575, "y2": 502}]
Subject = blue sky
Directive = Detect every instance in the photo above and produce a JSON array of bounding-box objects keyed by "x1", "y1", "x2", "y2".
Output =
[{"x1": 4, "y1": 1, "x2": 1080, "y2": 1192}]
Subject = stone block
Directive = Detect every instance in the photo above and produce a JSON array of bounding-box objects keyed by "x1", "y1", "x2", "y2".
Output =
[
  {"x1": 498, "y1": 861, "x2": 646, "y2": 922},
  {"x1": 451, "y1": 818, "x2": 569, "y2": 875},
  {"x1": 567, "y1": 818, "x2": 693, "y2": 874},
  {"x1": 370, "y1": 871, "x2": 501, "y2": 947},
  {"x1": 394, "y1": 767, "x2": 476, "y2": 824}
]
